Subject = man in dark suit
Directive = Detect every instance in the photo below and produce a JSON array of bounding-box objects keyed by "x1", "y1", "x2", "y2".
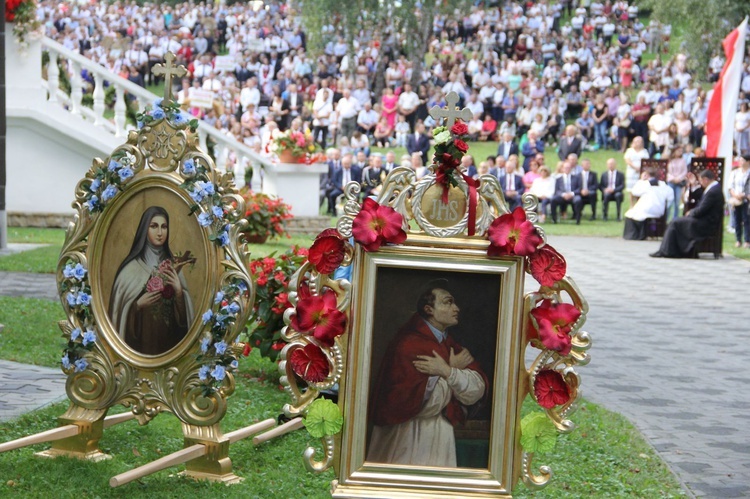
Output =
[
  {"x1": 599, "y1": 158, "x2": 625, "y2": 220},
  {"x1": 361, "y1": 154, "x2": 386, "y2": 198},
  {"x1": 328, "y1": 154, "x2": 362, "y2": 215},
  {"x1": 284, "y1": 83, "x2": 304, "y2": 123},
  {"x1": 498, "y1": 161, "x2": 525, "y2": 210},
  {"x1": 406, "y1": 123, "x2": 431, "y2": 163},
  {"x1": 573, "y1": 158, "x2": 598, "y2": 222},
  {"x1": 521, "y1": 130, "x2": 545, "y2": 171},
  {"x1": 558, "y1": 125, "x2": 583, "y2": 160},
  {"x1": 496, "y1": 132, "x2": 519, "y2": 159},
  {"x1": 650, "y1": 169, "x2": 725, "y2": 258},
  {"x1": 323, "y1": 149, "x2": 343, "y2": 214},
  {"x1": 551, "y1": 162, "x2": 580, "y2": 223}
]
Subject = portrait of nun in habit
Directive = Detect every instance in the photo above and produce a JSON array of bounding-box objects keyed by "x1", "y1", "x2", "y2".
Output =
[{"x1": 109, "y1": 206, "x2": 195, "y2": 355}]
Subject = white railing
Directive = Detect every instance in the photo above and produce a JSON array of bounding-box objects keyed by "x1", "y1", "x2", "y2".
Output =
[{"x1": 40, "y1": 37, "x2": 272, "y2": 184}]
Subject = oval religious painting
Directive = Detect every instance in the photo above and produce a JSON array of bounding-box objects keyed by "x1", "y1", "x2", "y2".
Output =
[{"x1": 93, "y1": 183, "x2": 212, "y2": 359}]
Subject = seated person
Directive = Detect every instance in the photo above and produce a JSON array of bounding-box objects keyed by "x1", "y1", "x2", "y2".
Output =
[
  {"x1": 327, "y1": 154, "x2": 362, "y2": 214},
  {"x1": 650, "y1": 170, "x2": 725, "y2": 257},
  {"x1": 623, "y1": 168, "x2": 674, "y2": 240},
  {"x1": 573, "y1": 159, "x2": 599, "y2": 222},
  {"x1": 361, "y1": 154, "x2": 386, "y2": 198},
  {"x1": 682, "y1": 171, "x2": 704, "y2": 214},
  {"x1": 479, "y1": 114, "x2": 498, "y2": 141},
  {"x1": 498, "y1": 161, "x2": 525, "y2": 210},
  {"x1": 373, "y1": 116, "x2": 394, "y2": 147},
  {"x1": 530, "y1": 166, "x2": 555, "y2": 223},
  {"x1": 599, "y1": 158, "x2": 625, "y2": 220},
  {"x1": 550, "y1": 162, "x2": 580, "y2": 223}
]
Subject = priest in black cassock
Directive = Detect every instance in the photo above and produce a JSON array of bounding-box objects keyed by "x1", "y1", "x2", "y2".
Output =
[{"x1": 650, "y1": 170, "x2": 724, "y2": 258}]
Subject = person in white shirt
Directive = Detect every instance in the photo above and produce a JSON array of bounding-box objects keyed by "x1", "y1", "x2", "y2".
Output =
[
  {"x1": 398, "y1": 83, "x2": 420, "y2": 132},
  {"x1": 623, "y1": 168, "x2": 674, "y2": 240}
]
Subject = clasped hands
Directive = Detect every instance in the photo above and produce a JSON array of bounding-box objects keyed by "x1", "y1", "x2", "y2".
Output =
[{"x1": 413, "y1": 348, "x2": 474, "y2": 379}]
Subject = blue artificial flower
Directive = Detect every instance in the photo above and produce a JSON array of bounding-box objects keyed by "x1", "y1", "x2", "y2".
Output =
[
  {"x1": 214, "y1": 313, "x2": 229, "y2": 324},
  {"x1": 76, "y1": 292, "x2": 91, "y2": 306},
  {"x1": 61, "y1": 353, "x2": 71, "y2": 370},
  {"x1": 202, "y1": 309, "x2": 214, "y2": 324},
  {"x1": 237, "y1": 281, "x2": 248, "y2": 293},
  {"x1": 211, "y1": 205, "x2": 223, "y2": 218},
  {"x1": 230, "y1": 359, "x2": 239, "y2": 369},
  {"x1": 214, "y1": 291, "x2": 224, "y2": 304},
  {"x1": 211, "y1": 364, "x2": 226, "y2": 381},
  {"x1": 108, "y1": 160, "x2": 120, "y2": 172},
  {"x1": 203, "y1": 182, "x2": 215, "y2": 196},
  {"x1": 63, "y1": 264, "x2": 75, "y2": 279},
  {"x1": 200, "y1": 336, "x2": 211, "y2": 353},
  {"x1": 190, "y1": 187, "x2": 205, "y2": 203},
  {"x1": 66, "y1": 292, "x2": 77, "y2": 307},
  {"x1": 84, "y1": 195, "x2": 99, "y2": 211},
  {"x1": 214, "y1": 341, "x2": 228, "y2": 355},
  {"x1": 74, "y1": 358, "x2": 89, "y2": 372},
  {"x1": 197, "y1": 212, "x2": 213, "y2": 227},
  {"x1": 151, "y1": 107, "x2": 166, "y2": 120},
  {"x1": 90, "y1": 178, "x2": 102, "y2": 192},
  {"x1": 82, "y1": 329, "x2": 97, "y2": 346},
  {"x1": 102, "y1": 184, "x2": 118, "y2": 202},
  {"x1": 153, "y1": 98, "x2": 163, "y2": 108},
  {"x1": 137, "y1": 121, "x2": 144, "y2": 129},
  {"x1": 218, "y1": 231, "x2": 230, "y2": 246},
  {"x1": 70, "y1": 327, "x2": 82, "y2": 341},
  {"x1": 172, "y1": 112, "x2": 189, "y2": 126},
  {"x1": 225, "y1": 302, "x2": 240, "y2": 315},
  {"x1": 183, "y1": 159, "x2": 196, "y2": 175},
  {"x1": 198, "y1": 365, "x2": 211, "y2": 381},
  {"x1": 118, "y1": 167, "x2": 134, "y2": 181},
  {"x1": 73, "y1": 263, "x2": 87, "y2": 281}
]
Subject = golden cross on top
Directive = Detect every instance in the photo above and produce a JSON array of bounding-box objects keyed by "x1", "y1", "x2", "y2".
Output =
[
  {"x1": 152, "y1": 52, "x2": 187, "y2": 103},
  {"x1": 429, "y1": 91, "x2": 473, "y2": 129}
]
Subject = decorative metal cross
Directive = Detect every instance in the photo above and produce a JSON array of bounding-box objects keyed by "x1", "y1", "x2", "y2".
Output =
[
  {"x1": 152, "y1": 52, "x2": 187, "y2": 103},
  {"x1": 429, "y1": 91, "x2": 473, "y2": 129}
]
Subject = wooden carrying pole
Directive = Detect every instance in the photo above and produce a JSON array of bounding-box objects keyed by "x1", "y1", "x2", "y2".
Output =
[
  {"x1": 252, "y1": 417, "x2": 304, "y2": 445},
  {"x1": 0, "y1": 412, "x2": 137, "y2": 454},
  {"x1": 109, "y1": 418, "x2": 276, "y2": 488}
]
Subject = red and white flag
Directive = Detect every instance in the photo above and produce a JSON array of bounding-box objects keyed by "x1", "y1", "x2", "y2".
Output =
[{"x1": 705, "y1": 17, "x2": 748, "y2": 184}]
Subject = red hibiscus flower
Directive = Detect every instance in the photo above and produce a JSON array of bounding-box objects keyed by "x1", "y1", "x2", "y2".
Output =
[
  {"x1": 289, "y1": 344, "x2": 330, "y2": 383},
  {"x1": 530, "y1": 300, "x2": 581, "y2": 356},
  {"x1": 290, "y1": 289, "x2": 347, "y2": 346},
  {"x1": 528, "y1": 244, "x2": 567, "y2": 287},
  {"x1": 146, "y1": 276, "x2": 164, "y2": 293},
  {"x1": 451, "y1": 121, "x2": 469, "y2": 136},
  {"x1": 534, "y1": 369, "x2": 571, "y2": 409},
  {"x1": 309, "y1": 229, "x2": 346, "y2": 274},
  {"x1": 352, "y1": 198, "x2": 407, "y2": 252},
  {"x1": 454, "y1": 139, "x2": 469, "y2": 153},
  {"x1": 487, "y1": 207, "x2": 542, "y2": 257}
]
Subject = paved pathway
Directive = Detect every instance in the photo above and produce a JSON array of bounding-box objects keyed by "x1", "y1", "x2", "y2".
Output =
[
  {"x1": 1, "y1": 237, "x2": 749, "y2": 497},
  {"x1": 545, "y1": 236, "x2": 750, "y2": 499},
  {"x1": 0, "y1": 360, "x2": 67, "y2": 422}
]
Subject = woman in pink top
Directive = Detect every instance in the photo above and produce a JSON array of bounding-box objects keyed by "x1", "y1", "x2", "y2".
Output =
[
  {"x1": 381, "y1": 87, "x2": 399, "y2": 129},
  {"x1": 666, "y1": 146, "x2": 688, "y2": 220},
  {"x1": 619, "y1": 53, "x2": 633, "y2": 88}
]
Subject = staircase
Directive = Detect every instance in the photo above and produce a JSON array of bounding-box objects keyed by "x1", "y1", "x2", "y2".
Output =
[{"x1": 5, "y1": 31, "x2": 271, "y2": 227}]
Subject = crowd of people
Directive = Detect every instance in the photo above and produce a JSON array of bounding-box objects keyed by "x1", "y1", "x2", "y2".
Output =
[{"x1": 41, "y1": 0, "x2": 750, "y2": 239}]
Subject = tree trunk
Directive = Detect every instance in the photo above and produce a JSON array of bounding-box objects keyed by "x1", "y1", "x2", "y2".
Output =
[{"x1": 409, "y1": 0, "x2": 435, "y2": 89}]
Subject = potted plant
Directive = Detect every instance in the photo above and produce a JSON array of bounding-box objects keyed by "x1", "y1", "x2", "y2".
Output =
[
  {"x1": 271, "y1": 129, "x2": 321, "y2": 163},
  {"x1": 6, "y1": 0, "x2": 42, "y2": 49},
  {"x1": 240, "y1": 189, "x2": 293, "y2": 244}
]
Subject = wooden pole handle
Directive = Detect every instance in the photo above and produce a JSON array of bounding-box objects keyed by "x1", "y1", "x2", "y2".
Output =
[
  {"x1": 0, "y1": 424, "x2": 79, "y2": 453},
  {"x1": 252, "y1": 417, "x2": 305, "y2": 446},
  {"x1": 225, "y1": 418, "x2": 276, "y2": 444},
  {"x1": 109, "y1": 444, "x2": 207, "y2": 488},
  {"x1": 103, "y1": 411, "x2": 137, "y2": 429}
]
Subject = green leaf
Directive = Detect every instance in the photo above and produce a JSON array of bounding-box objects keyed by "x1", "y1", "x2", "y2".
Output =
[
  {"x1": 304, "y1": 398, "x2": 343, "y2": 438},
  {"x1": 520, "y1": 412, "x2": 558, "y2": 454}
]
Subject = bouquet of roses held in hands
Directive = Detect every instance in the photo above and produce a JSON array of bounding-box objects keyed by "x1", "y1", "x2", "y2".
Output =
[{"x1": 143, "y1": 252, "x2": 196, "y2": 323}]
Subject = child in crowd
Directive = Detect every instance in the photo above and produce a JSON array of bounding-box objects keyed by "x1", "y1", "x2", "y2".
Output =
[{"x1": 394, "y1": 115, "x2": 410, "y2": 147}]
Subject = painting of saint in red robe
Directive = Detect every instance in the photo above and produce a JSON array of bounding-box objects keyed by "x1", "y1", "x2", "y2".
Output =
[{"x1": 367, "y1": 277, "x2": 493, "y2": 468}]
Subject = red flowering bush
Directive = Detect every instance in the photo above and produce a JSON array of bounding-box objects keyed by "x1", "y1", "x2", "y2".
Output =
[
  {"x1": 290, "y1": 288, "x2": 347, "y2": 346},
  {"x1": 528, "y1": 244, "x2": 567, "y2": 287},
  {"x1": 534, "y1": 369, "x2": 571, "y2": 409},
  {"x1": 245, "y1": 245, "x2": 308, "y2": 361},
  {"x1": 289, "y1": 344, "x2": 330, "y2": 383},
  {"x1": 240, "y1": 189, "x2": 293, "y2": 239},
  {"x1": 308, "y1": 229, "x2": 346, "y2": 274},
  {"x1": 529, "y1": 300, "x2": 581, "y2": 356},
  {"x1": 352, "y1": 198, "x2": 407, "y2": 252},
  {"x1": 488, "y1": 207, "x2": 543, "y2": 257}
]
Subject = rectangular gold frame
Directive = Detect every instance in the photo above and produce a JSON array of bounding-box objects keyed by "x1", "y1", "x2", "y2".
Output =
[{"x1": 333, "y1": 238, "x2": 526, "y2": 498}]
